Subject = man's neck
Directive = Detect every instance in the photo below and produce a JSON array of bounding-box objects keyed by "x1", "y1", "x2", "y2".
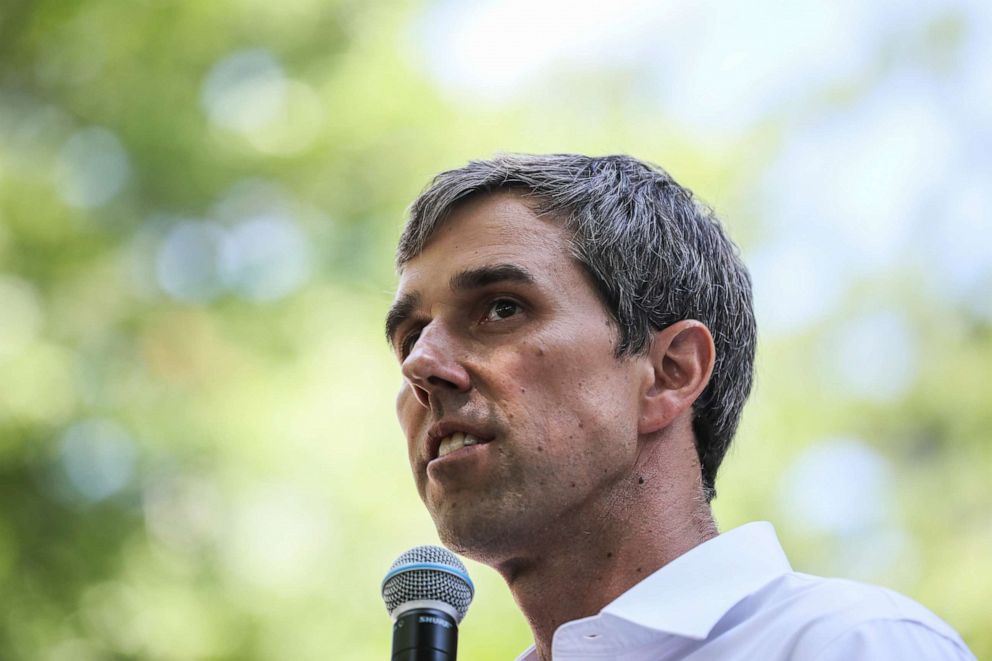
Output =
[{"x1": 495, "y1": 484, "x2": 717, "y2": 661}]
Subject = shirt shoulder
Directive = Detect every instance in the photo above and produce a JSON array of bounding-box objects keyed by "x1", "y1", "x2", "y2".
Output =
[
  {"x1": 806, "y1": 619, "x2": 977, "y2": 661},
  {"x1": 743, "y1": 573, "x2": 974, "y2": 659}
]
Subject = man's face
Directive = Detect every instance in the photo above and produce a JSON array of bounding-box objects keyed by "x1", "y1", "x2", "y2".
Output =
[{"x1": 389, "y1": 193, "x2": 647, "y2": 561}]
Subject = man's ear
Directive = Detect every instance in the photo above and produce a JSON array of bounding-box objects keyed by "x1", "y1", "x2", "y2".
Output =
[{"x1": 638, "y1": 320, "x2": 716, "y2": 435}]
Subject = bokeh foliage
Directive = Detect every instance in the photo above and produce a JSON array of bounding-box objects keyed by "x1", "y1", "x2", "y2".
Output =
[{"x1": 1, "y1": 0, "x2": 989, "y2": 659}]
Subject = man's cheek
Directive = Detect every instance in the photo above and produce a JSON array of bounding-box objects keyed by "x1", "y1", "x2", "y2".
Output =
[
  {"x1": 395, "y1": 381, "x2": 410, "y2": 416},
  {"x1": 396, "y1": 384, "x2": 419, "y2": 430},
  {"x1": 395, "y1": 385, "x2": 424, "y2": 465}
]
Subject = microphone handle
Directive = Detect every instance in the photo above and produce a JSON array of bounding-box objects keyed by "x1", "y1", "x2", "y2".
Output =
[{"x1": 391, "y1": 607, "x2": 458, "y2": 660}]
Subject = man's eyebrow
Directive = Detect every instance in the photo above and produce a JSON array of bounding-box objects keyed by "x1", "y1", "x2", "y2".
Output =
[
  {"x1": 449, "y1": 263, "x2": 535, "y2": 292},
  {"x1": 385, "y1": 291, "x2": 420, "y2": 346},
  {"x1": 385, "y1": 264, "x2": 535, "y2": 347}
]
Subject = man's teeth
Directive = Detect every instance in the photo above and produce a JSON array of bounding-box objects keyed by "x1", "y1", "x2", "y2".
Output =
[{"x1": 437, "y1": 432, "x2": 482, "y2": 458}]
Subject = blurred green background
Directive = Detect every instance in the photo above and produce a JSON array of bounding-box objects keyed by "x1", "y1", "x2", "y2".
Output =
[{"x1": 1, "y1": 0, "x2": 990, "y2": 659}]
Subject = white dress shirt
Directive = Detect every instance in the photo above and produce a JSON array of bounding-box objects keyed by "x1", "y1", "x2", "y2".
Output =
[{"x1": 515, "y1": 522, "x2": 975, "y2": 660}]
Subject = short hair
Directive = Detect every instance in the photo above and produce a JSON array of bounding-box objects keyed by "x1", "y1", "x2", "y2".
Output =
[{"x1": 396, "y1": 154, "x2": 756, "y2": 501}]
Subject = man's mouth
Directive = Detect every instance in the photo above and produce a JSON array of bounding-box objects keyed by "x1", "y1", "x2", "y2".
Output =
[
  {"x1": 426, "y1": 421, "x2": 495, "y2": 462},
  {"x1": 437, "y1": 432, "x2": 485, "y2": 458}
]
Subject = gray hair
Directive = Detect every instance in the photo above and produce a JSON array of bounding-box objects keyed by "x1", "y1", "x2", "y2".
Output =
[{"x1": 396, "y1": 154, "x2": 756, "y2": 502}]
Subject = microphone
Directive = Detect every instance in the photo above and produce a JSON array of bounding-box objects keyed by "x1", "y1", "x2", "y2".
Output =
[{"x1": 381, "y1": 545, "x2": 475, "y2": 661}]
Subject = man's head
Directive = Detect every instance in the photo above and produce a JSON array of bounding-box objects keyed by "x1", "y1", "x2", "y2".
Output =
[{"x1": 393, "y1": 154, "x2": 756, "y2": 504}]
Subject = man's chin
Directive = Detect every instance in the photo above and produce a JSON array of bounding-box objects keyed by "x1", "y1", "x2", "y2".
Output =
[{"x1": 430, "y1": 507, "x2": 533, "y2": 566}]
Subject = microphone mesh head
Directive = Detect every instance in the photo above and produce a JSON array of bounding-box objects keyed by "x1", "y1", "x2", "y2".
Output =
[{"x1": 381, "y1": 545, "x2": 474, "y2": 623}]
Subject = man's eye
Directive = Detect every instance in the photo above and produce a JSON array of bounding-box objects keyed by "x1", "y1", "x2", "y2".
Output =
[
  {"x1": 483, "y1": 299, "x2": 522, "y2": 322},
  {"x1": 400, "y1": 330, "x2": 420, "y2": 357}
]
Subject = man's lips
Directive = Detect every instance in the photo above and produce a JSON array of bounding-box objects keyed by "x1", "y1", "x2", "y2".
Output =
[{"x1": 426, "y1": 420, "x2": 495, "y2": 461}]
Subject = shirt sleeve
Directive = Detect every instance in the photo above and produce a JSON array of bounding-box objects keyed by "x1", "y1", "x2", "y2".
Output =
[{"x1": 810, "y1": 619, "x2": 977, "y2": 661}]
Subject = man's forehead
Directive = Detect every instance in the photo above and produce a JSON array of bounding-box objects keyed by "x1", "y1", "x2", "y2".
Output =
[{"x1": 400, "y1": 196, "x2": 567, "y2": 273}]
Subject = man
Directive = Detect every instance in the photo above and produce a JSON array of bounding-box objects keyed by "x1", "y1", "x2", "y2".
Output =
[{"x1": 385, "y1": 154, "x2": 975, "y2": 660}]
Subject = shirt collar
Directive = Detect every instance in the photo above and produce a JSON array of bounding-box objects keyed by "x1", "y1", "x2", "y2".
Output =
[{"x1": 599, "y1": 521, "x2": 791, "y2": 640}]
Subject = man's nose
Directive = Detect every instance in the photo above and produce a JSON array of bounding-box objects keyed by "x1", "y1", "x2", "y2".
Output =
[{"x1": 400, "y1": 323, "x2": 471, "y2": 409}]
